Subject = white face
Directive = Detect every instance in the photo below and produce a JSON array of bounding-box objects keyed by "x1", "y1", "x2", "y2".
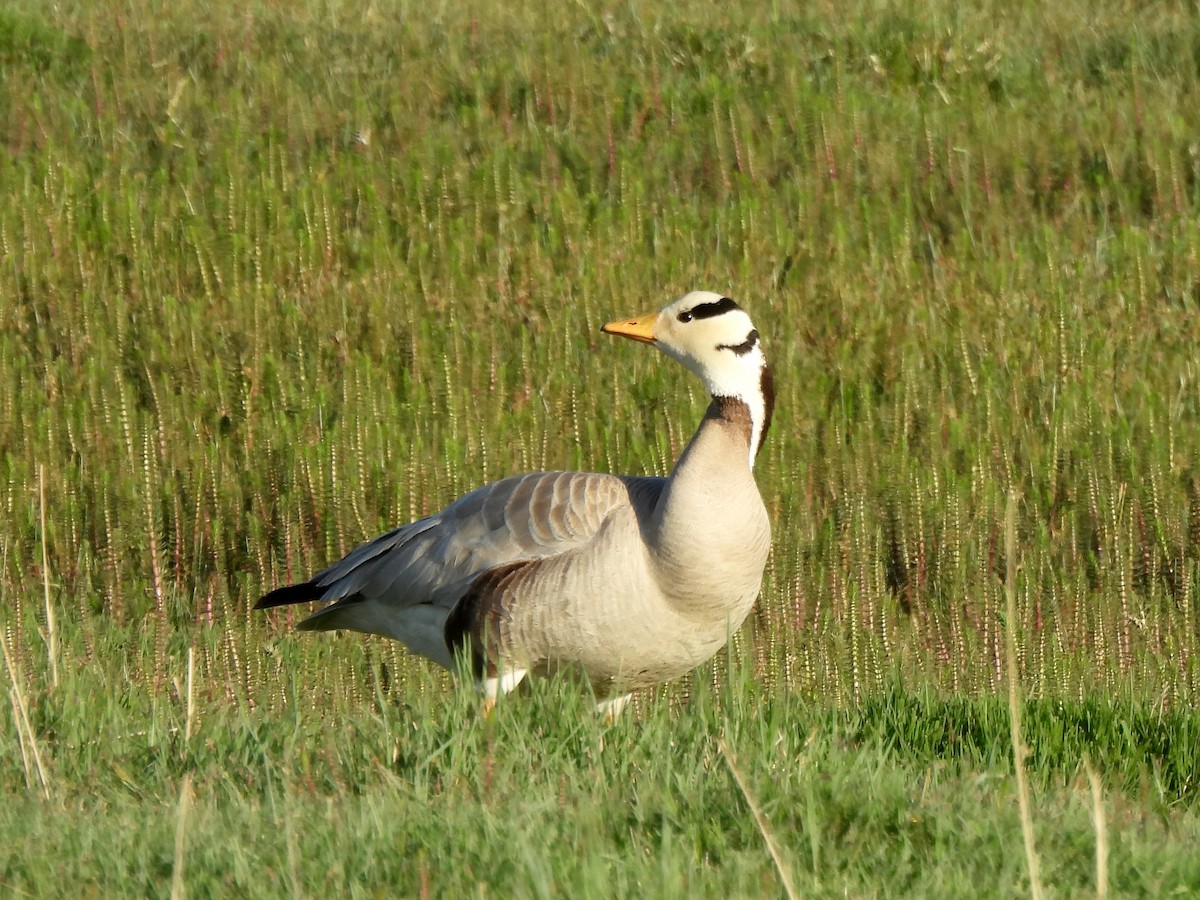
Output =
[{"x1": 651, "y1": 291, "x2": 766, "y2": 401}]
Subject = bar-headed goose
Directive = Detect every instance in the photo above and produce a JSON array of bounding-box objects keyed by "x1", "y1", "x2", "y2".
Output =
[{"x1": 257, "y1": 291, "x2": 773, "y2": 717}]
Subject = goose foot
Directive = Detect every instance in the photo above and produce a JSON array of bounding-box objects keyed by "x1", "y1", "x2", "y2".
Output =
[
  {"x1": 596, "y1": 693, "x2": 632, "y2": 723},
  {"x1": 480, "y1": 666, "x2": 528, "y2": 716}
]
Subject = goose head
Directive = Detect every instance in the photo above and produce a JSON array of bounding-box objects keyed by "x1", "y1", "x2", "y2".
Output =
[{"x1": 602, "y1": 291, "x2": 774, "y2": 466}]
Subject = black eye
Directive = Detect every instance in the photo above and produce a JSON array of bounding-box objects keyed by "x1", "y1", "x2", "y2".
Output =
[{"x1": 677, "y1": 310, "x2": 694, "y2": 323}]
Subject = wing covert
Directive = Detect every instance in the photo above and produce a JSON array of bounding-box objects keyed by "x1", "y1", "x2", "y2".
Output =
[{"x1": 304, "y1": 471, "x2": 666, "y2": 613}]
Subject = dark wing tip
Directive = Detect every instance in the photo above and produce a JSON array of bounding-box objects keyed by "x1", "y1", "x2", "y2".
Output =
[{"x1": 255, "y1": 581, "x2": 321, "y2": 610}]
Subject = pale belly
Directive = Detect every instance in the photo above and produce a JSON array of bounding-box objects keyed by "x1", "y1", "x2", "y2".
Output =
[{"x1": 516, "y1": 583, "x2": 762, "y2": 692}]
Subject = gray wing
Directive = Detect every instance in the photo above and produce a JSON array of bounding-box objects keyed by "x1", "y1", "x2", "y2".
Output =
[{"x1": 296, "y1": 471, "x2": 666, "y2": 614}]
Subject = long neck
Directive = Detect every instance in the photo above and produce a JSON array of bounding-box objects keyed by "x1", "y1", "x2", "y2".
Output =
[
  {"x1": 646, "y1": 386, "x2": 773, "y2": 605},
  {"x1": 669, "y1": 358, "x2": 774, "y2": 487},
  {"x1": 703, "y1": 361, "x2": 774, "y2": 470}
]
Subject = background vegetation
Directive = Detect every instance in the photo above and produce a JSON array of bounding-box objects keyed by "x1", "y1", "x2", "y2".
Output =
[{"x1": 2, "y1": 0, "x2": 1199, "y2": 894}]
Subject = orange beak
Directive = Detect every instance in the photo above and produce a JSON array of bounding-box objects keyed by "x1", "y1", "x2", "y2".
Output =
[{"x1": 601, "y1": 310, "x2": 659, "y2": 344}]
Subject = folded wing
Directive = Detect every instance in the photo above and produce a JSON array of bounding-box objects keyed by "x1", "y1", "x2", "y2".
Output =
[{"x1": 257, "y1": 471, "x2": 666, "y2": 656}]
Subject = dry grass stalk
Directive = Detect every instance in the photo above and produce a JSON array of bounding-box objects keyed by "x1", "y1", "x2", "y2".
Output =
[
  {"x1": 1005, "y1": 491, "x2": 1043, "y2": 900},
  {"x1": 171, "y1": 773, "x2": 195, "y2": 900},
  {"x1": 185, "y1": 646, "x2": 196, "y2": 743},
  {"x1": 1085, "y1": 757, "x2": 1108, "y2": 900},
  {"x1": 718, "y1": 738, "x2": 800, "y2": 900},
  {"x1": 39, "y1": 466, "x2": 58, "y2": 689},
  {"x1": 1, "y1": 639, "x2": 50, "y2": 799}
]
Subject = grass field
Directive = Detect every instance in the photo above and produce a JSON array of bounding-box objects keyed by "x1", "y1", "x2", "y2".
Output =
[{"x1": 3, "y1": 0, "x2": 1200, "y2": 895}]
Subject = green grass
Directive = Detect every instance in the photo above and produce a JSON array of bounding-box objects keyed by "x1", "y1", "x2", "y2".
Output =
[
  {"x1": 3, "y1": 0, "x2": 1200, "y2": 894},
  {"x1": 5, "y1": 627, "x2": 1200, "y2": 897}
]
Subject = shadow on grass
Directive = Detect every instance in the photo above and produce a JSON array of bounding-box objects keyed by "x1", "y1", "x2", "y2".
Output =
[{"x1": 852, "y1": 685, "x2": 1200, "y2": 807}]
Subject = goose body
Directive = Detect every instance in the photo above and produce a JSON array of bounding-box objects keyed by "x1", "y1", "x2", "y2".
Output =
[{"x1": 257, "y1": 291, "x2": 774, "y2": 713}]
